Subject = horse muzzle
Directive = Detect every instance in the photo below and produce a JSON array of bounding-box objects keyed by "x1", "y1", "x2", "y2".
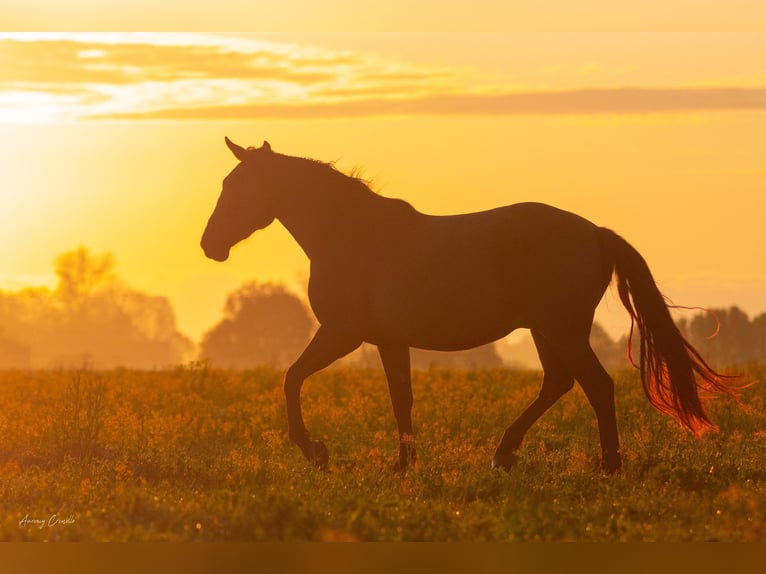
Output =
[{"x1": 201, "y1": 241, "x2": 230, "y2": 262}]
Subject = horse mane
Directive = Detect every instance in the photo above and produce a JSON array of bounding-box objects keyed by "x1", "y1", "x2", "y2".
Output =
[
  {"x1": 304, "y1": 156, "x2": 377, "y2": 193},
  {"x1": 278, "y1": 152, "x2": 407, "y2": 210},
  {"x1": 248, "y1": 145, "x2": 373, "y2": 192}
]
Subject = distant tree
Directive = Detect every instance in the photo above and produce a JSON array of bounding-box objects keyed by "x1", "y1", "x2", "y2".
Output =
[
  {"x1": 0, "y1": 328, "x2": 30, "y2": 368},
  {"x1": 199, "y1": 282, "x2": 314, "y2": 369},
  {"x1": 55, "y1": 248, "x2": 116, "y2": 307},
  {"x1": 682, "y1": 306, "x2": 753, "y2": 368},
  {"x1": 615, "y1": 327, "x2": 642, "y2": 370},
  {"x1": 0, "y1": 248, "x2": 192, "y2": 368},
  {"x1": 752, "y1": 313, "x2": 766, "y2": 364},
  {"x1": 49, "y1": 248, "x2": 192, "y2": 367},
  {"x1": 590, "y1": 322, "x2": 625, "y2": 371}
]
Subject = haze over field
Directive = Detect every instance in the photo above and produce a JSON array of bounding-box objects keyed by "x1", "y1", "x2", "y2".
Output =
[{"x1": 1, "y1": 4, "x2": 766, "y2": 545}]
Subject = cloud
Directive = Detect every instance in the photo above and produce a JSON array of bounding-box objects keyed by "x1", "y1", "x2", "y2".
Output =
[
  {"x1": 1, "y1": 33, "x2": 449, "y2": 121},
  {"x1": 2, "y1": 33, "x2": 766, "y2": 123},
  {"x1": 0, "y1": 38, "x2": 339, "y2": 86},
  {"x1": 91, "y1": 88, "x2": 766, "y2": 120}
]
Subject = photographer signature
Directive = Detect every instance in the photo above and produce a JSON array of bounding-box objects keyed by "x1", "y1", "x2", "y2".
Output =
[{"x1": 19, "y1": 514, "x2": 76, "y2": 529}]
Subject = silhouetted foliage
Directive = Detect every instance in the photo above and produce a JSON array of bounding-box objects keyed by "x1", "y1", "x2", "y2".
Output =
[
  {"x1": 199, "y1": 282, "x2": 314, "y2": 369},
  {"x1": 55, "y1": 248, "x2": 116, "y2": 305},
  {"x1": 0, "y1": 247, "x2": 192, "y2": 368},
  {"x1": 753, "y1": 313, "x2": 766, "y2": 362},
  {"x1": 589, "y1": 322, "x2": 626, "y2": 371},
  {"x1": 677, "y1": 306, "x2": 766, "y2": 367},
  {"x1": 0, "y1": 327, "x2": 30, "y2": 366},
  {"x1": 605, "y1": 305, "x2": 766, "y2": 370}
]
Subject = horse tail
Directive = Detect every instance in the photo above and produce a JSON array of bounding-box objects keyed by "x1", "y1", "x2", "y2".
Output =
[{"x1": 599, "y1": 227, "x2": 737, "y2": 434}]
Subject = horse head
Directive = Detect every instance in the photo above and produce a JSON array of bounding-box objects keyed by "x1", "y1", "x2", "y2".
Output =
[{"x1": 201, "y1": 138, "x2": 276, "y2": 262}]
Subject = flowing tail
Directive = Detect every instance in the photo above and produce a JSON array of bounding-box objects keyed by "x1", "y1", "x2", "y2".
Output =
[{"x1": 599, "y1": 228, "x2": 737, "y2": 434}]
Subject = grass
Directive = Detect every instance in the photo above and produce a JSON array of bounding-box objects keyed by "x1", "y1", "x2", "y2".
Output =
[{"x1": 0, "y1": 362, "x2": 764, "y2": 541}]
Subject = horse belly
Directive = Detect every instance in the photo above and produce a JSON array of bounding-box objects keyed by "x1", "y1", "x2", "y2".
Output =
[{"x1": 404, "y1": 302, "x2": 520, "y2": 351}]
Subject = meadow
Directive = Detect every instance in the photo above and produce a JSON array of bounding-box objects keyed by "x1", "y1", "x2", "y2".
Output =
[{"x1": 0, "y1": 363, "x2": 764, "y2": 542}]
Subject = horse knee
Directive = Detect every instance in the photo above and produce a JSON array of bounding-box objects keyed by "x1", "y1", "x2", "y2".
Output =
[
  {"x1": 578, "y1": 372, "x2": 615, "y2": 408},
  {"x1": 539, "y1": 374, "x2": 574, "y2": 402},
  {"x1": 283, "y1": 366, "x2": 310, "y2": 444},
  {"x1": 283, "y1": 365, "x2": 303, "y2": 397}
]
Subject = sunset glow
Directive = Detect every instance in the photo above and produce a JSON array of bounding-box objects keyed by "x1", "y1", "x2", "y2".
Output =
[
  {"x1": 3, "y1": 3, "x2": 766, "y2": 547},
  {"x1": 2, "y1": 30, "x2": 765, "y2": 346}
]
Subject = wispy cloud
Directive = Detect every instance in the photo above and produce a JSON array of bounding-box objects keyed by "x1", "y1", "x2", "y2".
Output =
[
  {"x1": 2, "y1": 33, "x2": 765, "y2": 123},
  {"x1": 91, "y1": 88, "x2": 766, "y2": 120},
  {"x1": 0, "y1": 38, "x2": 340, "y2": 85},
  {"x1": 0, "y1": 32, "x2": 462, "y2": 122}
]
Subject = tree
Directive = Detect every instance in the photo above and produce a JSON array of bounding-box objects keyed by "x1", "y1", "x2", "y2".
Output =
[
  {"x1": 683, "y1": 306, "x2": 753, "y2": 368},
  {"x1": 752, "y1": 313, "x2": 766, "y2": 364},
  {"x1": 0, "y1": 327, "x2": 30, "y2": 368},
  {"x1": 0, "y1": 248, "x2": 193, "y2": 368},
  {"x1": 55, "y1": 247, "x2": 116, "y2": 307},
  {"x1": 590, "y1": 322, "x2": 625, "y2": 371},
  {"x1": 199, "y1": 282, "x2": 314, "y2": 369},
  {"x1": 49, "y1": 248, "x2": 193, "y2": 368}
]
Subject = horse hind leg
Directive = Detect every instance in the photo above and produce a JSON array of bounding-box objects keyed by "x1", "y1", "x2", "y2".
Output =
[
  {"x1": 492, "y1": 330, "x2": 575, "y2": 470},
  {"x1": 559, "y1": 340, "x2": 622, "y2": 473},
  {"x1": 378, "y1": 343, "x2": 416, "y2": 471}
]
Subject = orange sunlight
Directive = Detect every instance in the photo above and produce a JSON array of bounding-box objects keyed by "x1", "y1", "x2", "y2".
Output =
[
  {"x1": 1, "y1": 31, "x2": 765, "y2": 352},
  {"x1": 3, "y1": 5, "x2": 766, "y2": 547}
]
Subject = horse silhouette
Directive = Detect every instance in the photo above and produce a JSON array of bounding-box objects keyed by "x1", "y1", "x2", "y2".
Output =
[{"x1": 201, "y1": 138, "x2": 734, "y2": 473}]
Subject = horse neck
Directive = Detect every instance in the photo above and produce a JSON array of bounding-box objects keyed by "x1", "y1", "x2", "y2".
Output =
[{"x1": 271, "y1": 156, "x2": 380, "y2": 260}]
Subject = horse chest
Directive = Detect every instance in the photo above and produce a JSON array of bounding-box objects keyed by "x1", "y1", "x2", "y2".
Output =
[{"x1": 306, "y1": 257, "x2": 369, "y2": 327}]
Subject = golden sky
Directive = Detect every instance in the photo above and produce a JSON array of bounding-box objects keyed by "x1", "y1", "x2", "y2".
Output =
[
  {"x1": 3, "y1": 2, "x2": 766, "y2": 32},
  {"x1": 1, "y1": 29, "x2": 765, "y2": 341}
]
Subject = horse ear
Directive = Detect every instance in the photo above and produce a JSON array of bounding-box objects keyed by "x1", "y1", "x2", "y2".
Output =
[
  {"x1": 262, "y1": 141, "x2": 272, "y2": 152},
  {"x1": 225, "y1": 137, "x2": 249, "y2": 161}
]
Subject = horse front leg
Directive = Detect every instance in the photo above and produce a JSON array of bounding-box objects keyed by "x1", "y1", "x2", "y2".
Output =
[
  {"x1": 284, "y1": 326, "x2": 361, "y2": 469},
  {"x1": 378, "y1": 343, "x2": 416, "y2": 471}
]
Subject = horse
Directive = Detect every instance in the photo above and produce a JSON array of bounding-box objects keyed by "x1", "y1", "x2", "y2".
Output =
[{"x1": 201, "y1": 137, "x2": 735, "y2": 474}]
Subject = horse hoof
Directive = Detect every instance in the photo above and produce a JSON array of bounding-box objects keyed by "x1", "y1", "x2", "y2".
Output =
[
  {"x1": 392, "y1": 459, "x2": 407, "y2": 473},
  {"x1": 600, "y1": 454, "x2": 623, "y2": 475},
  {"x1": 308, "y1": 440, "x2": 329, "y2": 470},
  {"x1": 392, "y1": 455, "x2": 415, "y2": 474},
  {"x1": 392, "y1": 445, "x2": 416, "y2": 473},
  {"x1": 601, "y1": 463, "x2": 622, "y2": 475},
  {"x1": 491, "y1": 453, "x2": 517, "y2": 471}
]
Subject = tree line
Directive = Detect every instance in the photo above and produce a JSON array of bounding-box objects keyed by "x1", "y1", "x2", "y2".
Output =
[
  {"x1": 582, "y1": 306, "x2": 766, "y2": 371},
  {"x1": 197, "y1": 284, "x2": 766, "y2": 371},
  {"x1": 0, "y1": 248, "x2": 192, "y2": 368},
  {"x1": 1, "y1": 248, "x2": 762, "y2": 370}
]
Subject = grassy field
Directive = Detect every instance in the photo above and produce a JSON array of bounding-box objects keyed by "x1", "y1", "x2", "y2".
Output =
[{"x1": 0, "y1": 362, "x2": 764, "y2": 541}]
